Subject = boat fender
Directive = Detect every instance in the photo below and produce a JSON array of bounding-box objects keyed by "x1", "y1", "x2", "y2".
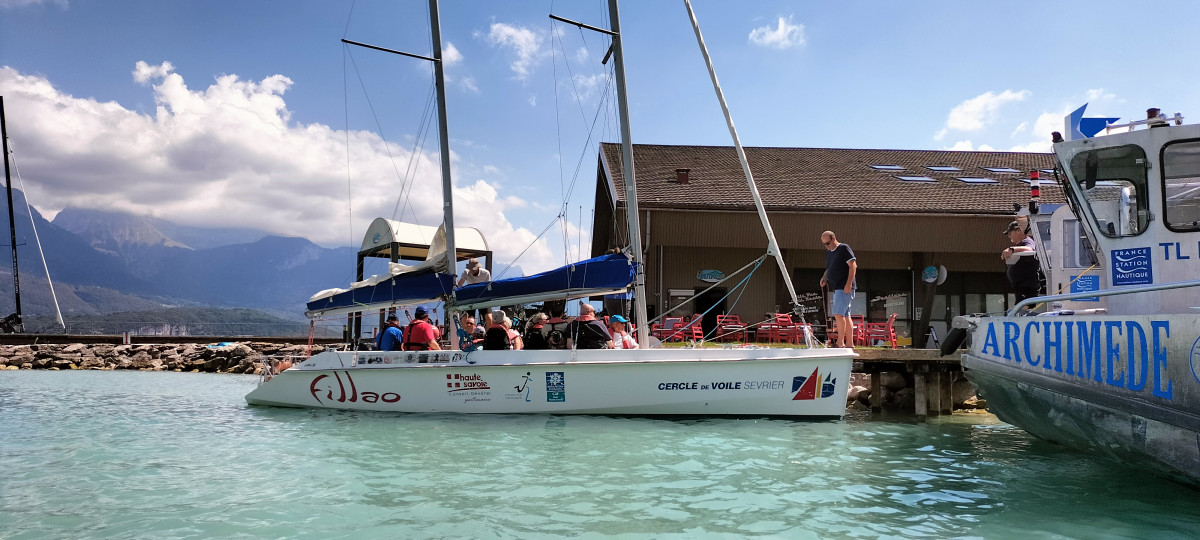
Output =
[{"x1": 939, "y1": 327, "x2": 968, "y2": 357}]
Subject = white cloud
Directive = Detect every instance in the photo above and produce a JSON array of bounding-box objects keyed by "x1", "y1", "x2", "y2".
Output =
[
  {"x1": 1010, "y1": 121, "x2": 1028, "y2": 137},
  {"x1": 938, "y1": 90, "x2": 1030, "y2": 138},
  {"x1": 442, "y1": 42, "x2": 463, "y2": 66},
  {"x1": 484, "y1": 22, "x2": 545, "y2": 79},
  {"x1": 748, "y1": 16, "x2": 806, "y2": 49},
  {"x1": 1085, "y1": 88, "x2": 1117, "y2": 103},
  {"x1": 568, "y1": 73, "x2": 609, "y2": 103},
  {"x1": 0, "y1": 64, "x2": 559, "y2": 273},
  {"x1": 460, "y1": 76, "x2": 479, "y2": 93}
]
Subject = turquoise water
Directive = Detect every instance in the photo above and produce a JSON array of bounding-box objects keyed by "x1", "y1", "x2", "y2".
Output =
[{"x1": 1, "y1": 371, "x2": 1197, "y2": 539}]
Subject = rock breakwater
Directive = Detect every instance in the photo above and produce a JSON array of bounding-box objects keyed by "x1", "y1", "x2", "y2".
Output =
[{"x1": 0, "y1": 342, "x2": 319, "y2": 373}]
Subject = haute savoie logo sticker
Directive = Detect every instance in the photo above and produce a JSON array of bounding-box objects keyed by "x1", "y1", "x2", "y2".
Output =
[{"x1": 1111, "y1": 247, "x2": 1152, "y2": 286}]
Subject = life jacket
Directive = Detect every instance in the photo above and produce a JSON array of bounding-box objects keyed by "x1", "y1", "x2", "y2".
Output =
[
  {"x1": 482, "y1": 326, "x2": 512, "y2": 350},
  {"x1": 402, "y1": 320, "x2": 432, "y2": 351},
  {"x1": 523, "y1": 325, "x2": 549, "y2": 350},
  {"x1": 568, "y1": 319, "x2": 610, "y2": 349}
]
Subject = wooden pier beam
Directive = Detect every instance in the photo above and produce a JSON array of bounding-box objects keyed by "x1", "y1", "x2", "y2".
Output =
[
  {"x1": 869, "y1": 369, "x2": 882, "y2": 413},
  {"x1": 939, "y1": 369, "x2": 954, "y2": 414},
  {"x1": 913, "y1": 366, "x2": 928, "y2": 422},
  {"x1": 926, "y1": 370, "x2": 942, "y2": 417}
]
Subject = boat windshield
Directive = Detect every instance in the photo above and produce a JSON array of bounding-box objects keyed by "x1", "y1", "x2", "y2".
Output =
[
  {"x1": 1162, "y1": 139, "x2": 1200, "y2": 232},
  {"x1": 1068, "y1": 144, "x2": 1149, "y2": 237}
]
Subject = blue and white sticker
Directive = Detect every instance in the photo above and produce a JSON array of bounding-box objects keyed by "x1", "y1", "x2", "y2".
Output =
[{"x1": 1111, "y1": 247, "x2": 1152, "y2": 286}]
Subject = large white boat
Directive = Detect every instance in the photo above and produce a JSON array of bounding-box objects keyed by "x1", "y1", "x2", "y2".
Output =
[
  {"x1": 950, "y1": 106, "x2": 1200, "y2": 485},
  {"x1": 246, "y1": 0, "x2": 854, "y2": 417}
]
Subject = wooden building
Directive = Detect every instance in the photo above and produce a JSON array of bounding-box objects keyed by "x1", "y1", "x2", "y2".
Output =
[{"x1": 591, "y1": 143, "x2": 1062, "y2": 346}]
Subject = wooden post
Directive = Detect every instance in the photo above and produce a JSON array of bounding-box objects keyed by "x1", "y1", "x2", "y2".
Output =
[
  {"x1": 913, "y1": 366, "x2": 928, "y2": 422},
  {"x1": 870, "y1": 369, "x2": 882, "y2": 413},
  {"x1": 927, "y1": 369, "x2": 942, "y2": 417},
  {"x1": 940, "y1": 369, "x2": 954, "y2": 414}
]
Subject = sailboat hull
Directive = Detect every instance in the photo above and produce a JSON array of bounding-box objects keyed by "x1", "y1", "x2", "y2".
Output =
[{"x1": 246, "y1": 348, "x2": 854, "y2": 417}]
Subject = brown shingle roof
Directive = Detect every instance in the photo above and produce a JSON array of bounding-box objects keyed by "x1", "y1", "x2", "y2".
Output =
[{"x1": 600, "y1": 143, "x2": 1063, "y2": 215}]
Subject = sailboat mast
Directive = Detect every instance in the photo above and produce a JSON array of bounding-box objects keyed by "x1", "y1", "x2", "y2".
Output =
[
  {"x1": 428, "y1": 0, "x2": 459, "y2": 347},
  {"x1": 683, "y1": 1, "x2": 804, "y2": 318},
  {"x1": 0, "y1": 97, "x2": 22, "y2": 330},
  {"x1": 606, "y1": 0, "x2": 650, "y2": 347}
]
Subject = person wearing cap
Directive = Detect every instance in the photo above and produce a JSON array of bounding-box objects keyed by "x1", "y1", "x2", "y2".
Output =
[
  {"x1": 1002, "y1": 220, "x2": 1041, "y2": 304},
  {"x1": 402, "y1": 306, "x2": 441, "y2": 351},
  {"x1": 608, "y1": 314, "x2": 638, "y2": 349},
  {"x1": 819, "y1": 230, "x2": 857, "y2": 349},
  {"x1": 457, "y1": 258, "x2": 492, "y2": 287},
  {"x1": 376, "y1": 313, "x2": 404, "y2": 351}
]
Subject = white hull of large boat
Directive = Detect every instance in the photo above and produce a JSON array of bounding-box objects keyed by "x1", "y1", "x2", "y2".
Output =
[
  {"x1": 961, "y1": 314, "x2": 1200, "y2": 485},
  {"x1": 246, "y1": 347, "x2": 854, "y2": 417}
]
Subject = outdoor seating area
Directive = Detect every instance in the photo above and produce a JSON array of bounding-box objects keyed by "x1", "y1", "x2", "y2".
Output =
[{"x1": 648, "y1": 311, "x2": 899, "y2": 348}]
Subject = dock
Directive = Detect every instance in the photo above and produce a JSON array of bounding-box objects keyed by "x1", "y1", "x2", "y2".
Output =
[{"x1": 854, "y1": 348, "x2": 964, "y2": 421}]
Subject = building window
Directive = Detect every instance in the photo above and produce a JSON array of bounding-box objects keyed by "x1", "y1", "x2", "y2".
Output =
[
  {"x1": 982, "y1": 167, "x2": 1021, "y2": 173},
  {"x1": 897, "y1": 175, "x2": 936, "y2": 182},
  {"x1": 870, "y1": 165, "x2": 905, "y2": 170},
  {"x1": 926, "y1": 166, "x2": 962, "y2": 172},
  {"x1": 1162, "y1": 139, "x2": 1200, "y2": 232}
]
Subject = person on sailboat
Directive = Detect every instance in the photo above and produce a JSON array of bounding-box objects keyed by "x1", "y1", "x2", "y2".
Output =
[
  {"x1": 541, "y1": 300, "x2": 571, "y2": 350},
  {"x1": 820, "y1": 231, "x2": 857, "y2": 349},
  {"x1": 523, "y1": 313, "x2": 551, "y2": 350},
  {"x1": 566, "y1": 303, "x2": 614, "y2": 350},
  {"x1": 483, "y1": 309, "x2": 523, "y2": 350},
  {"x1": 376, "y1": 314, "x2": 404, "y2": 351},
  {"x1": 608, "y1": 315, "x2": 638, "y2": 349},
  {"x1": 456, "y1": 314, "x2": 485, "y2": 352},
  {"x1": 402, "y1": 307, "x2": 441, "y2": 351},
  {"x1": 457, "y1": 258, "x2": 491, "y2": 286}
]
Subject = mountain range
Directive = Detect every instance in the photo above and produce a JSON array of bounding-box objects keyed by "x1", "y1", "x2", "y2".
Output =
[{"x1": 0, "y1": 189, "x2": 359, "y2": 325}]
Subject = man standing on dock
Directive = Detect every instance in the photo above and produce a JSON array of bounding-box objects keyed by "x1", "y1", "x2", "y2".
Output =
[{"x1": 820, "y1": 231, "x2": 857, "y2": 349}]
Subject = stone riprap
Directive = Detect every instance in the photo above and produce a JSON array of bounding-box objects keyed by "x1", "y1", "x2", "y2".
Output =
[{"x1": 0, "y1": 342, "x2": 321, "y2": 373}]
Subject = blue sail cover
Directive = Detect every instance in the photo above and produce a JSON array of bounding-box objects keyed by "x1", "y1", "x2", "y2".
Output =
[
  {"x1": 453, "y1": 252, "x2": 636, "y2": 311},
  {"x1": 306, "y1": 271, "x2": 456, "y2": 317}
]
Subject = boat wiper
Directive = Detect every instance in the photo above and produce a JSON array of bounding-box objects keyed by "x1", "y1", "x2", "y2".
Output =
[{"x1": 1084, "y1": 152, "x2": 1098, "y2": 190}]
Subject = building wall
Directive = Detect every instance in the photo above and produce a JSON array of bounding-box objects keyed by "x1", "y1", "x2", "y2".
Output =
[{"x1": 632, "y1": 207, "x2": 1019, "y2": 343}]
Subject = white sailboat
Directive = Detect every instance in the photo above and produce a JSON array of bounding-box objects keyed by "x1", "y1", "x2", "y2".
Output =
[{"x1": 246, "y1": 0, "x2": 855, "y2": 417}]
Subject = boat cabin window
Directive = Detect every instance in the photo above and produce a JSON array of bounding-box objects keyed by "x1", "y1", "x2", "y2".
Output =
[
  {"x1": 1162, "y1": 139, "x2": 1200, "y2": 232},
  {"x1": 1069, "y1": 144, "x2": 1149, "y2": 237},
  {"x1": 1062, "y1": 219, "x2": 1098, "y2": 268}
]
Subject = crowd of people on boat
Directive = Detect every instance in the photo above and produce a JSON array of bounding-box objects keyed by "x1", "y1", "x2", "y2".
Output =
[{"x1": 373, "y1": 299, "x2": 639, "y2": 352}]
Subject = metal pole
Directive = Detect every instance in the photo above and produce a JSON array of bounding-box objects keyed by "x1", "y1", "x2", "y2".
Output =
[
  {"x1": 607, "y1": 0, "x2": 650, "y2": 347},
  {"x1": 0, "y1": 96, "x2": 22, "y2": 331},
  {"x1": 429, "y1": 0, "x2": 458, "y2": 349},
  {"x1": 683, "y1": 1, "x2": 802, "y2": 330}
]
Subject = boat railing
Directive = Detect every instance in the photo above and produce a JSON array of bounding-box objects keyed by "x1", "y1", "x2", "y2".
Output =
[
  {"x1": 1008, "y1": 278, "x2": 1200, "y2": 316},
  {"x1": 257, "y1": 354, "x2": 305, "y2": 384}
]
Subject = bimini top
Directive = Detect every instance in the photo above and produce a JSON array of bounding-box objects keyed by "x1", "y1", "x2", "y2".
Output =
[
  {"x1": 453, "y1": 252, "x2": 636, "y2": 312},
  {"x1": 359, "y1": 218, "x2": 489, "y2": 262}
]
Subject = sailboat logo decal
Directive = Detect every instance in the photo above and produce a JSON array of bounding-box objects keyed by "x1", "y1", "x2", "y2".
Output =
[{"x1": 791, "y1": 367, "x2": 836, "y2": 400}]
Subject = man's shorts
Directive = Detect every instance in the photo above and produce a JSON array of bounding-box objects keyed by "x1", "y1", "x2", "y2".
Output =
[{"x1": 832, "y1": 289, "x2": 855, "y2": 317}]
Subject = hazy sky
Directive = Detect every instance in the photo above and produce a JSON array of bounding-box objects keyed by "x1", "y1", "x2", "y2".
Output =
[{"x1": 2, "y1": 0, "x2": 1198, "y2": 278}]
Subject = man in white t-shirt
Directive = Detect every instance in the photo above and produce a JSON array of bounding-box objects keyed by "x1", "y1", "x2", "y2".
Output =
[{"x1": 457, "y1": 258, "x2": 491, "y2": 287}]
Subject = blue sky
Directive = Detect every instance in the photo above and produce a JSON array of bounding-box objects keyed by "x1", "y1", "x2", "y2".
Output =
[{"x1": 2, "y1": 0, "x2": 1198, "y2": 279}]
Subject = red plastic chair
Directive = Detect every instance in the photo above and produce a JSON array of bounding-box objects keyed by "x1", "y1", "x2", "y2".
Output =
[
  {"x1": 862, "y1": 313, "x2": 899, "y2": 348},
  {"x1": 716, "y1": 314, "x2": 746, "y2": 342}
]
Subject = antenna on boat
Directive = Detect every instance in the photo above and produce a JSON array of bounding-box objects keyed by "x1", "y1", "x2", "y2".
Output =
[{"x1": 0, "y1": 96, "x2": 23, "y2": 333}]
